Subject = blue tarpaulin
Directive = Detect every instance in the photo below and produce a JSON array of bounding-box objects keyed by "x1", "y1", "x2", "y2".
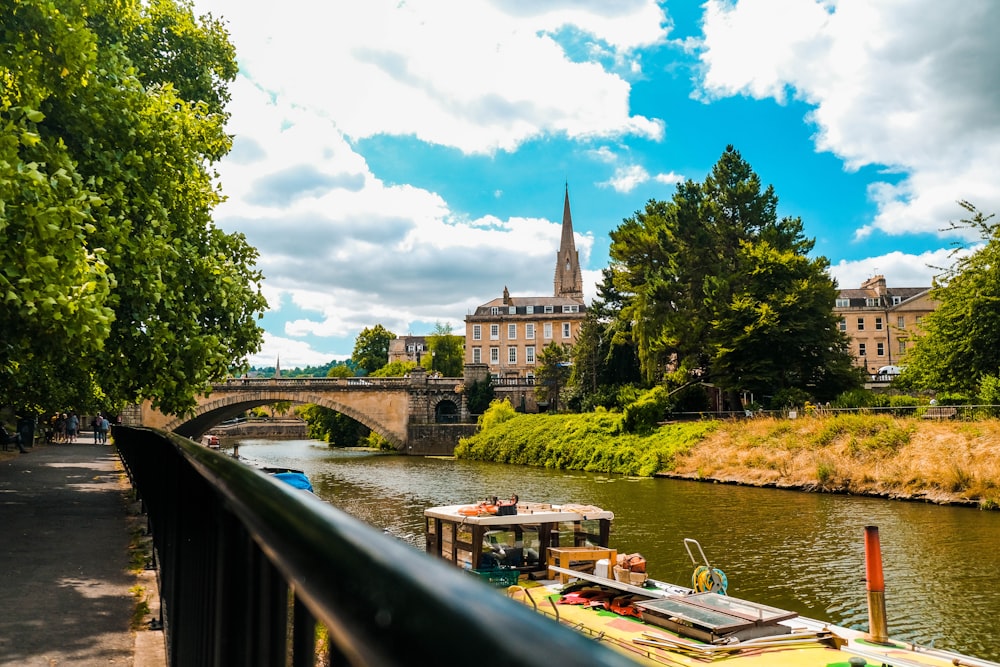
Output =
[{"x1": 272, "y1": 471, "x2": 314, "y2": 493}]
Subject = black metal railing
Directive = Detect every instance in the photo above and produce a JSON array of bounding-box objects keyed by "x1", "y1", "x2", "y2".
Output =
[{"x1": 115, "y1": 426, "x2": 634, "y2": 667}]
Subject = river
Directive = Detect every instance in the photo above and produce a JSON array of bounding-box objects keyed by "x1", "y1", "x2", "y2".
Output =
[{"x1": 233, "y1": 438, "x2": 1000, "y2": 662}]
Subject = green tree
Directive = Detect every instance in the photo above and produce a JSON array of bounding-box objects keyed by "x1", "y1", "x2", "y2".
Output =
[
  {"x1": 372, "y1": 360, "x2": 417, "y2": 377},
  {"x1": 535, "y1": 342, "x2": 572, "y2": 411},
  {"x1": 298, "y1": 404, "x2": 368, "y2": 447},
  {"x1": 426, "y1": 322, "x2": 464, "y2": 377},
  {"x1": 351, "y1": 324, "x2": 396, "y2": 374},
  {"x1": 901, "y1": 202, "x2": 1000, "y2": 395},
  {"x1": 326, "y1": 364, "x2": 355, "y2": 378},
  {"x1": 0, "y1": 0, "x2": 265, "y2": 415},
  {"x1": 569, "y1": 268, "x2": 642, "y2": 410},
  {"x1": 608, "y1": 146, "x2": 858, "y2": 409}
]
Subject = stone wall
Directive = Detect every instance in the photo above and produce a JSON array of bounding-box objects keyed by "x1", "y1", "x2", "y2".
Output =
[
  {"x1": 208, "y1": 420, "x2": 307, "y2": 438},
  {"x1": 405, "y1": 423, "x2": 479, "y2": 456}
]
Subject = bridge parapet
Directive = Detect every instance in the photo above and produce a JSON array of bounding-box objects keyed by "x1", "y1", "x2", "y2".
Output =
[{"x1": 136, "y1": 371, "x2": 470, "y2": 453}]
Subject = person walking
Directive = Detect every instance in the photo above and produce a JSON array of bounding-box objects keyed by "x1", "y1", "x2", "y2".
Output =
[
  {"x1": 66, "y1": 413, "x2": 79, "y2": 443},
  {"x1": 98, "y1": 415, "x2": 110, "y2": 444},
  {"x1": 56, "y1": 413, "x2": 66, "y2": 443},
  {"x1": 91, "y1": 415, "x2": 101, "y2": 443}
]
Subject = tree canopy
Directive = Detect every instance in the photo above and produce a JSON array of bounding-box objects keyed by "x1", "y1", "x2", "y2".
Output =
[
  {"x1": 1, "y1": 0, "x2": 265, "y2": 416},
  {"x1": 425, "y1": 321, "x2": 464, "y2": 377},
  {"x1": 351, "y1": 324, "x2": 395, "y2": 374},
  {"x1": 607, "y1": 146, "x2": 859, "y2": 408},
  {"x1": 900, "y1": 202, "x2": 1000, "y2": 396}
]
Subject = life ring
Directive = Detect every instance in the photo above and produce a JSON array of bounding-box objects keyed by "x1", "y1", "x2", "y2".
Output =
[
  {"x1": 458, "y1": 502, "x2": 498, "y2": 516},
  {"x1": 692, "y1": 565, "x2": 728, "y2": 594}
]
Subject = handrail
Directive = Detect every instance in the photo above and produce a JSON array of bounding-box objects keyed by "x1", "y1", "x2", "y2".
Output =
[{"x1": 115, "y1": 426, "x2": 634, "y2": 666}]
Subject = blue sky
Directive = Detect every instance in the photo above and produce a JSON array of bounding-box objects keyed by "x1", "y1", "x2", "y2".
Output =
[{"x1": 190, "y1": 0, "x2": 1000, "y2": 368}]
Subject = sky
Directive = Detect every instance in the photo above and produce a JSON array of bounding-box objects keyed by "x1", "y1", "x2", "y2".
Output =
[{"x1": 187, "y1": 0, "x2": 1000, "y2": 369}]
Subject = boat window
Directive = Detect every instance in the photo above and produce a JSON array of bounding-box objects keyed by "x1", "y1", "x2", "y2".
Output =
[
  {"x1": 482, "y1": 528, "x2": 523, "y2": 568},
  {"x1": 556, "y1": 520, "x2": 603, "y2": 548}
]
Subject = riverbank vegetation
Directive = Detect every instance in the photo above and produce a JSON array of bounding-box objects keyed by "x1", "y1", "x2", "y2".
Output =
[{"x1": 456, "y1": 401, "x2": 1000, "y2": 509}]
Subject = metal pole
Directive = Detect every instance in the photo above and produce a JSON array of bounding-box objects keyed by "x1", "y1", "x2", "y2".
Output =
[{"x1": 864, "y1": 525, "x2": 890, "y2": 644}]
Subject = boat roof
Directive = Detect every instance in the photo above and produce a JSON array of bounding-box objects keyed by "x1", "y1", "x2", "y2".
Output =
[{"x1": 424, "y1": 502, "x2": 614, "y2": 525}]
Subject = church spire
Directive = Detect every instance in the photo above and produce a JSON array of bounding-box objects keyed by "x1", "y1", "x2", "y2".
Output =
[{"x1": 554, "y1": 183, "x2": 584, "y2": 301}]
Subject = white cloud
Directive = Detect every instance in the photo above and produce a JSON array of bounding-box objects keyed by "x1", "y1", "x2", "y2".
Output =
[
  {"x1": 600, "y1": 164, "x2": 650, "y2": 193},
  {"x1": 827, "y1": 248, "x2": 966, "y2": 290},
  {"x1": 186, "y1": 0, "x2": 667, "y2": 364},
  {"x1": 699, "y1": 0, "x2": 1000, "y2": 240},
  {"x1": 200, "y1": 0, "x2": 667, "y2": 156}
]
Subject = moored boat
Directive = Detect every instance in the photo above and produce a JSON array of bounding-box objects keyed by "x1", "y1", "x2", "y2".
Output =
[{"x1": 424, "y1": 498, "x2": 1000, "y2": 667}]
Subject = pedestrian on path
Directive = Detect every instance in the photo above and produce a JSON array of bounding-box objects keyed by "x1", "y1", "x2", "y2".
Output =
[
  {"x1": 99, "y1": 415, "x2": 110, "y2": 444},
  {"x1": 91, "y1": 415, "x2": 101, "y2": 443},
  {"x1": 66, "y1": 412, "x2": 79, "y2": 443}
]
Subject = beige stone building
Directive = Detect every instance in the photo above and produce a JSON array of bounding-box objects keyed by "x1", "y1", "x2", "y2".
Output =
[
  {"x1": 464, "y1": 186, "x2": 587, "y2": 384},
  {"x1": 834, "y1": 275, "x2": 937, "y2": 375},
  {"x1": 388, "y1": 335, "x2": 428, "y2": 364}
]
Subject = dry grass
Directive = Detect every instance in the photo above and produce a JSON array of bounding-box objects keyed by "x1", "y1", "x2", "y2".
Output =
[{"x1": 669, "y1": 415, "x2": 1000, "y2": 509}]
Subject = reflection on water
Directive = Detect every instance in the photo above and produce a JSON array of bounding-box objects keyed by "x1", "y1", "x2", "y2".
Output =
[{"x1": 235, "y1": 439, "x2": 1000, "y2": 661}]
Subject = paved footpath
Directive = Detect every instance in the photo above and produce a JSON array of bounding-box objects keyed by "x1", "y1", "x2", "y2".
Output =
[{"x1": 0, "y1": 443, "x2": 164, "y2": 666}]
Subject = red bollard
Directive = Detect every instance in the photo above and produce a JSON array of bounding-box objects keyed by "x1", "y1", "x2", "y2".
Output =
[{"x1": 864, "y1": 525, "x2": 889, "y2": 644}]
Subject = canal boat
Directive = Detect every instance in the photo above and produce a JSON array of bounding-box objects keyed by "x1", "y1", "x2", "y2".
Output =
[{"x1": 424, "y1": 499, "x2": 1000, "y2": 667}]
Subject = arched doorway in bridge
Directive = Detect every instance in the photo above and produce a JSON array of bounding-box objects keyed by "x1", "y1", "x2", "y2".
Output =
[{"x1": 434, "y1": 399, "x2": 459, "y2": 423}]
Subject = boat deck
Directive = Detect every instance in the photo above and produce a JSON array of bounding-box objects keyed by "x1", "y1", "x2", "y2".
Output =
[{"x1": 504, "y1": 572, "x2": 989, "y2": 667}]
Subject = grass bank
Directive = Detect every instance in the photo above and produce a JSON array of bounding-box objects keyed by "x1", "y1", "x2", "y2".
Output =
[{"x1": 456, "y1": 411, "x2": 1000, "y2": 509}]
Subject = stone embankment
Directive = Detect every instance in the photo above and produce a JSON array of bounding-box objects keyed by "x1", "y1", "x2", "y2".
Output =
[{"x1": 208, "y1": 418, "x2": 307, "y2": 439}]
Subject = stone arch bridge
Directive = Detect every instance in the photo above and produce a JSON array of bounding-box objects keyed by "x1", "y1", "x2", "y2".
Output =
[{"x1": 131, "y1": 369, "x2": 478, "y2": 454}]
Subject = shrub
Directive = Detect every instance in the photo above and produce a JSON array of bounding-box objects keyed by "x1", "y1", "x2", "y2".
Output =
[
  {"x1": 770, "y1": 387, "x2": 812, "y2": 409},
  {"x1": 478, "y1": 398, "x2": 518, "y2": 431},
  {"x1": 622, "y1": 386, "x2": 670, "y2": 434}
]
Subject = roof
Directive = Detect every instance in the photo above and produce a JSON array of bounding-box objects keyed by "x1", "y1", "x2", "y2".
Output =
[{"x1": 424, "y1": 502, "x2": 614, "y2": 525}]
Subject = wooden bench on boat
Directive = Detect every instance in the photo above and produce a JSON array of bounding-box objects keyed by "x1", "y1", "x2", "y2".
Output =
[{"x1": 547, "y1": 546, "x2": 617, "y2": 583}]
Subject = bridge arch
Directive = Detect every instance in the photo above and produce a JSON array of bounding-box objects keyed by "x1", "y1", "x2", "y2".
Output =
[
  {"x1": 136, "y1": 374, "x2": 472, "y2": 453},
  {"x1": 159, "y1": 389, "x2": 408, "y2": 449}
]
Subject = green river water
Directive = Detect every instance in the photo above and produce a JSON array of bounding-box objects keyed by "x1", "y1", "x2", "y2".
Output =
[{"x1": 233, "y1": 438, "x2": 1000, "y2": 662}]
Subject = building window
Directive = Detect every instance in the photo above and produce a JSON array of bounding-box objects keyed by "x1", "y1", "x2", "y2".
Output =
[
  {"x1": 892, "y1": 296, "x2": 902, "y2": 305},
  {"x1": 835, "y1": 298, "x2": 850, "y2": 307},
  {"x1": 490, "y1": 324, "x2": 499, "y2": 340},
  {"x1": 525, "y1": 323, "x2": 535, "y2": 340},
  {"x1": 562, "y1": 304, "x2": 579, "y2": 313},
  {"x1": 526, "y1": 373, "x2": 535, "y2": 385},
  {"x1": 875, "y1": 317, "x2": 883, "y2": 331},
  {"x1": 509, "y1": 306, "x2": 516, "y2": 315},
  {"x1": 857, "y1": 317, "x2": 865, "y2": 331},
  {"x1": 544, "y1": 305, "x2": 554, "y2": 314},
  {"x1": 472, "y1": 324, "x2": 481, "y2": 341},
  {"x1": 472, "y1": 347, "x2": 481, "y2": 364},
  {"x1": 489, "y1": 347, "x2": 499, "y2": 364},
  {"x1": 897, "y1": 316, "x2": 905, "y2": 329},
  {"x1": 898, "y1": 340, "x2": 906, "y2": 354},
  {"x1": 877, "y1": 342, "x2": 885, "y2": 356},
  {"x1": 526, "y1": 305, "x2": 534, "y2": 314},
  {"x1": 544, "y1": 323, "x2": 552, "y2": 339},
  {"x1": 406, "y1": 344, "x2": 414, "y2": 353},
  {"x1": 507, "y1": 323, "x2": 516, "y2": 340},
  {"x1": 508, "y1": 347, "x2": 517, "y2": 364},
  {"x1": 490, "y1": 306, "x2": 500, "y2": 315},
  {"x1": 562, "y1": 322, "x2": 571, "y2": 338},
  {"x1": 859, "y1": 343, "x2": 867, "y2": 357},
  {"x1": 839, "y1": 318, "x2": 847, "y2": 332},
  {"x1": 866, "y1": 298, "x2": 879, "y2": 307},
  {"x1": 526, "y1": 346, "x2": 535, "y2": 364},
  {"x1": 916, "y1": 316, "x2": 923, "y2": 325}
]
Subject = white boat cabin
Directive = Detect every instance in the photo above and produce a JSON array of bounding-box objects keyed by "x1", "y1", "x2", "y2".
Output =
[{"x1": 424, "y1": 501, "x2": 614, "y2": 575}]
